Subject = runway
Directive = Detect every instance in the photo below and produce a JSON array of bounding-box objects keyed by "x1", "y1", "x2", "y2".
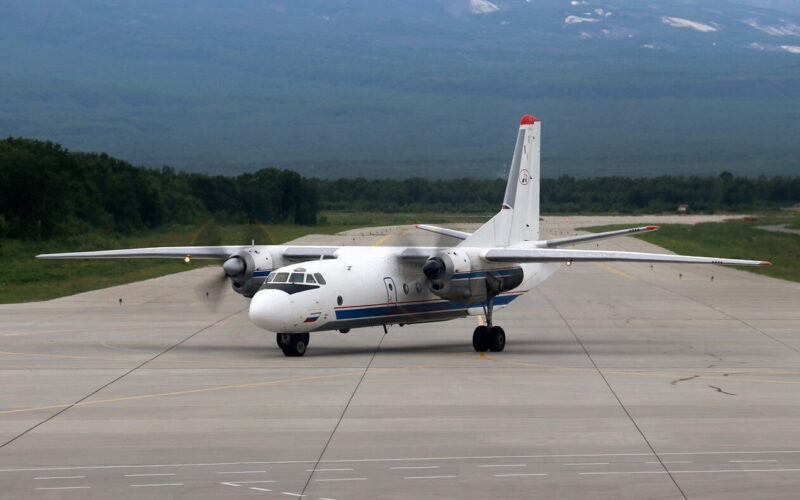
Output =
[{"x1": 2, "y1": 216, "x2": 799, "y2": 499}]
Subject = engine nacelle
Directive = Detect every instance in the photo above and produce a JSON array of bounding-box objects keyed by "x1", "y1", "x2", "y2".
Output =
[
  {"x1": 225, "y1": 248, "x2": 274, "y2": 298},
  {"x1": 423, "y1": 249, "x2": 523, "y2": 304}
]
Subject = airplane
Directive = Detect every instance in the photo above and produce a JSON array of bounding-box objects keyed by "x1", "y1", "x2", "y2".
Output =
[{"x1": 37, "y1": 115, "x2": 771, "y2": 357}]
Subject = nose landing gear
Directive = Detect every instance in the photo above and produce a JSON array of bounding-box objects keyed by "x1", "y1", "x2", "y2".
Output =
[{"x1": 277, "y1": 332, "x2": 309, "y2": 357}]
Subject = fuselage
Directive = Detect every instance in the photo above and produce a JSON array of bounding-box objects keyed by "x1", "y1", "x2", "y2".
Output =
[{"x1": 248, "y1": 246, "x2": 560, "y2": 334}]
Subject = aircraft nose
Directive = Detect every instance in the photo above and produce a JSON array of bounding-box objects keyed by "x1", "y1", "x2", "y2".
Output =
[{"x1": 249, "y1": 289, "x2": 291, "y2": 332}]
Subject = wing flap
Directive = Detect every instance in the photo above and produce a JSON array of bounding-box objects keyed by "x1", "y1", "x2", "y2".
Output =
[{"x1": 483, "y1": 248, "x2": 770, "y2": 267}]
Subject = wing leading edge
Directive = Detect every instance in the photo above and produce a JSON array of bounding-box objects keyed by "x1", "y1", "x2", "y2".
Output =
[
  {"x1": 483, "y1": 248, "x2": 771, "y2": 267},
  {"x1": 36, "y1": 246, "x2": 250, "y2": 260}
]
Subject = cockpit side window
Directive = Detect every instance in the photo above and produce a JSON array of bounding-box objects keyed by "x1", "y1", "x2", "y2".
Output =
[
  {"x1": 313, "y1": 273, "x2": 326, "y2": 285},
  {"x1": 271, "y1": 272, "x2": 289, "y2": 283},
  {"x1": 305, "y1": 274, "x2": 317, "y2": 284},
  {"x1": 289, "y1": 272, "x2": 304, "y2": 283}
]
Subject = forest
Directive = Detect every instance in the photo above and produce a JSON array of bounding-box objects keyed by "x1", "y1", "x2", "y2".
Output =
[{"x1": 1, "y1": 137, "x2": 798, "y2": 240}]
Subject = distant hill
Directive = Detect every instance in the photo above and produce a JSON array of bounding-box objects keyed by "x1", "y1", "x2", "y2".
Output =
[{"x1": 1, "y1": 0, "x2": 799, "y2": 178}]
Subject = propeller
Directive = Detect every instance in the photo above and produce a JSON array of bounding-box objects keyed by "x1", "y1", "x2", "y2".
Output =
[{"x1": 195, "y1": 255, "x2": 247, "y2": 311}]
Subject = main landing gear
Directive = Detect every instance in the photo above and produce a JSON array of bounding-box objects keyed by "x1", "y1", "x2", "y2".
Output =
[
  {"x1": 277, "y1": 332, "x2": 309, "y2": 357},
  {"x1": 472, "y1": 293, "x2": 506, "y2": 352}
]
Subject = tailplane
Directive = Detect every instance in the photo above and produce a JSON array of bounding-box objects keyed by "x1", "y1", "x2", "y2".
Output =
[{"x1": 460, "y1": 115, "x2": 541, "y2": 247}]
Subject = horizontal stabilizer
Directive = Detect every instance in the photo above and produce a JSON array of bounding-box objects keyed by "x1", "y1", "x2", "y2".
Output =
[
  {"x1": 483, "y1": 248, "x2": 771, "y2": 267},
  {"x1": 415, "y1": 224, "x2": 471, "y2": 240},
  {"x1": 541, "y1": 225, "x2": 659, "y2": 248},
  {"x1": 36, "y1": 246, "x2": 249, "y2": 260}
]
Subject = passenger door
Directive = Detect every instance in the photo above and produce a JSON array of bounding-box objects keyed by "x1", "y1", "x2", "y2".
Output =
[{"x1": 383, "y1": 277, "x2": 398, "y2": 306}]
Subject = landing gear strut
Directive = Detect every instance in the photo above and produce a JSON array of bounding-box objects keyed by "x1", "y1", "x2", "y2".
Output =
[
  {"x1": 277, "y1": 332, "x2": 309, "y2": 357},
  {"x1": 472, "y1": 292, "x2": 505, "y2": 352}
]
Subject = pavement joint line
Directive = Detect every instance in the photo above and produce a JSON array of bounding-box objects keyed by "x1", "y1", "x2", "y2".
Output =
[
  {"x1": 647, "y1": 461, "x2": 692, "y2": 464},
  {"x1": 298, "y1": 334, "x2": 386, "y2": 497},
  {"x1": 580, "y1": 468, "x2": 800, "y2": 475},
  {"x1": 389, "y1": 466, "x2": 440, "y2": 470},
  {"x1": 216, "y1": 470, "x2": 267, "y2": 474},
  {"x1": 540, "y1": 291, "x2": 689, "y2": 500},
  {"x1": 0, "y1": 307, "x2": 246, "y2": 450},
  {"x1": 306, "y1": 468, "x2": 353, "y2": 472},
  {"x1": 5, "y1": 450, "x2": 800, "y2": 473},
  {"x1": 229, "y1": 480, "x2": 277, "y2": 484}
]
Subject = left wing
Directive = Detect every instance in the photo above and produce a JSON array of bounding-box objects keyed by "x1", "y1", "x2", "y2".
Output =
[
  {"x1": 482, "y1": 248, "x2": 771, "y2": 267},
  {"x1": 36, "y1": 246, "x2": 249, "y2": 260}
]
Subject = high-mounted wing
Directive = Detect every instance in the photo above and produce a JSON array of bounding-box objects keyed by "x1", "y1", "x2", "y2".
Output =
[
  {"x1": 36, "y1": 246, "x2": 249, "y2": 260},
  {"x1": 483, "y1": 248, "x2": 771, "y2": 267},
  {"x1": 282, "y1": 247, "x2": 339, "y2": 261},
  {"x1": 540, "y1": 225, "x2": 659, "y2": 248}
]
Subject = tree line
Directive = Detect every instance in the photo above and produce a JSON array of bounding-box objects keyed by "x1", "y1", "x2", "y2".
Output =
[
  {"x1": 1, "y1": 137, "x2": 798, "y2": 240},
  {"x1": 0, "y1": 138, "x2": 318, "y2": 239}
]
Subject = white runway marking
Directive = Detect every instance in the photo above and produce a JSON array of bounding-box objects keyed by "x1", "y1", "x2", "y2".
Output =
[
  {"x1": 729, "y1": 459, "x2": 778, "y2": 463},
  {"x1": 282, "y1": 493, "x2": 304, "y2": 497},
  {"x1": 221, "y1": 482, "x2": 240, "y2": 487},
  {"x1": 646, "y1": 461, "x2": 692, "y2": 464},
  {"x1": 34, "y1": 475, "x2": 85, "y2": 480},
  {"x1": 478, "y1": 464, "x2": 527, "y2": 468},
  {"x1": 306, "y1": 468, "x2": 354, "y2": 472},
  {"x1": 251, "y1": 487, "x2": 272, "y2": 492},
  {"x1": 389, "y1": 466, "x2": 440, "y2": 470},
  {"x1": 35, "y1": 486, "x2": 91, "y2": 490},
  {"x1": 403, "y1": 475, "x2": 457, "y2": 480},
  {"x1": 130, "y1": 482, "x2": 184, "y2": 487},
  {"x1": 124, "y1": 473, "x2": 176, "y2": 477},
  {"x1": 227, "y1": 480, "x2": 276, "y2": 484},
  {"x1": 562, "y1": 462, "x2": 609, "y2": 466},
  {"x1": 216, "y1": 470, "x2": 267, "y2": 474},
  {"x1": 3, "y1": 449, "x2": 800, "y2": 472},
  {"x1": 314, "y1": 477, "x2": 366, "y2": 482},
  {"x1": 493, "y1": 473, "x2": 548, "y2": 477}
]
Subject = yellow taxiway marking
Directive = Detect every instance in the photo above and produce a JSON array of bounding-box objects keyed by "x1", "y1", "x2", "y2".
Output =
[
  {"x1": 373, "y1": 234, "x2": 392, "y2": 246},
  {"x1": 593, "y1": 262, "x2": 637, "y2": 281}
]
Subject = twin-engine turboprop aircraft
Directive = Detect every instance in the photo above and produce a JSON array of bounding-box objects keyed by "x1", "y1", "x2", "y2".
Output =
[{"x1": 38, "y1": 115, "x2": 770, "y2": 356}]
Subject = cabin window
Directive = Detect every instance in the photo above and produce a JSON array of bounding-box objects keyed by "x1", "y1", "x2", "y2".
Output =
[
  {"x1": 306, "y1": 274, "x2": 317, "y2": 284},
  {"x1": 403, "y1": 283, "x2": 409, "y2": 295},
  {"x1": 314, "y1": 273, "x2": 326, "y2": 285},
  {"x1": 337, "y1": 295, "x2": 343, "y2": 305},
  {"x1": 289, "y1": 272, "x2": 304, "y2": 283},
  {"x1": 271, "y1": 272, "x2": 289, "y2": 283}
]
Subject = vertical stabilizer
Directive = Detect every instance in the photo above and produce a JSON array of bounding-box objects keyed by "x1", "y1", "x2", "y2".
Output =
[{"x1": 460, "y1": 115, "x2": 541, "y2": 247}]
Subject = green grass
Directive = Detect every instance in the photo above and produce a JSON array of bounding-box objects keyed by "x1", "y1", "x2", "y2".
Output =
[
  {"x1": 0, "y1": 220, "x2": 365, "y2": 304},
  {"x1": 581, "y1": 214, "x2": 800, "y2": 283}
]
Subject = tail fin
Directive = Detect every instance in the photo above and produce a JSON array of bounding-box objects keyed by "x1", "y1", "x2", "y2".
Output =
[{"x1": 460, "y1": 115, "x2": 541, "y2": 247}]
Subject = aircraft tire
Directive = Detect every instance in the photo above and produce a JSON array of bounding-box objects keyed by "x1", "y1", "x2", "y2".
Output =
[
  {"x1": 488, "y1": 326, "x2": 505, "y2": 352},
  {"x1": 278, "y1": 333, "x2": 308, "y2": 357},
  {"x1": 472, "y1": 325, "x2": 490, "y2": 352}
]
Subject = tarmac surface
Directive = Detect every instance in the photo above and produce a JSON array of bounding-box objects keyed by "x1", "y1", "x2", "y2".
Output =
[{"x1": 1, "y1": 215, "x2": 799, "y2": 499}]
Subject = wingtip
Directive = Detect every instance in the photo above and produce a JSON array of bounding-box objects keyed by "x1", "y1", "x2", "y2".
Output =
[
  {"x1": 646, "y1": 225, "x2": 660, "y2": 231},
  {"x1": 761, "y1": 261, "x2": 772, "y2": 267}
]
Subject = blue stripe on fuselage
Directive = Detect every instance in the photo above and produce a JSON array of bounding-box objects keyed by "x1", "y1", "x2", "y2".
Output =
[{"x1": 334, "y1": 293, "x2": 521, "y2": 321}]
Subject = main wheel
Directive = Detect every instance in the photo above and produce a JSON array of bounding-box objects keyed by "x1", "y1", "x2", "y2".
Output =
[
  {"x1": 472, "y1": 325, "x2": 490, "y2": 352},
  {"x1": 488, "y1": 326, "x2": 505, "y2": 352}
]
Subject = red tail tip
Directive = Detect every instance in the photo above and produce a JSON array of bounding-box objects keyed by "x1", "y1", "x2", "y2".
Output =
[
  {"x1": 520, "y1": 114, "x2": 540, "y2": 125},
  {"x1": 646, "y1": 225, "x2": 660, "y2": 230},
  {"x1": 761, "y1": 261, "x2": 772, "y2": 267}
]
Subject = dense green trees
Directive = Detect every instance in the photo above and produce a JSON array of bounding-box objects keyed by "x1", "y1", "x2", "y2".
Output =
[
  {"x1": 1, "y1": 137, "x2": 797, "y2": 240},
  {"x1": 0, "y1": 138, "x2": 319, "y2": 239}
]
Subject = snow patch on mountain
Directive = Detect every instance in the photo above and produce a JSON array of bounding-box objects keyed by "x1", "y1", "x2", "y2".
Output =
[
  {"x1": 470, "y1": 0, "x2": 499, "y2": 14},
  {"x1": 565, "y1": 15, "x2": 598, "y2": 24},
  {"x1": 594, "y1": 8, "x2": 611, "y2": 17},
  {"x1": 744, "y1": 18, "x2": 800, "y2": 36},
  {"x1": 781, "y1": 44, "x2": 800, "y2": 53},
  {"x1": 570, "y1": 1, "x2": 589, "y2": 5},
  {"x1": 662, "y1": 16, "x2": 718, "y2": 32}
]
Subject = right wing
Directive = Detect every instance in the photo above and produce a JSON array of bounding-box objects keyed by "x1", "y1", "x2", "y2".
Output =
[{"x1": 483, "y1": 248, "x2": 770, "y2": 267}]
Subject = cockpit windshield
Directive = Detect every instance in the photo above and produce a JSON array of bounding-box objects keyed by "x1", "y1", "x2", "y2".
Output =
[{"x1": 265, "y1": 271, "x2": 326, "y2": 288}]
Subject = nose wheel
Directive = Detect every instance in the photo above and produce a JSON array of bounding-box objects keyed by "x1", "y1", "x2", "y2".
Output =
[
  {"x1": 277, "y1": 332, "x2": 309, "y2": 357},
  {"x1": 473, "y1": 325, "x2": 505, "y2": 352}
]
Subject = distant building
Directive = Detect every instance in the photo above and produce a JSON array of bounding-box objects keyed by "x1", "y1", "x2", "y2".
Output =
[{"x1": 678, "y1": 204, "x2": 688, "y2": 215}]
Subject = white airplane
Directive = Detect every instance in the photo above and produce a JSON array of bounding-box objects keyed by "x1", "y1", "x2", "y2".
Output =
[{"x1": 38, "y1": 115, "x2": 771, "y2": 357}]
